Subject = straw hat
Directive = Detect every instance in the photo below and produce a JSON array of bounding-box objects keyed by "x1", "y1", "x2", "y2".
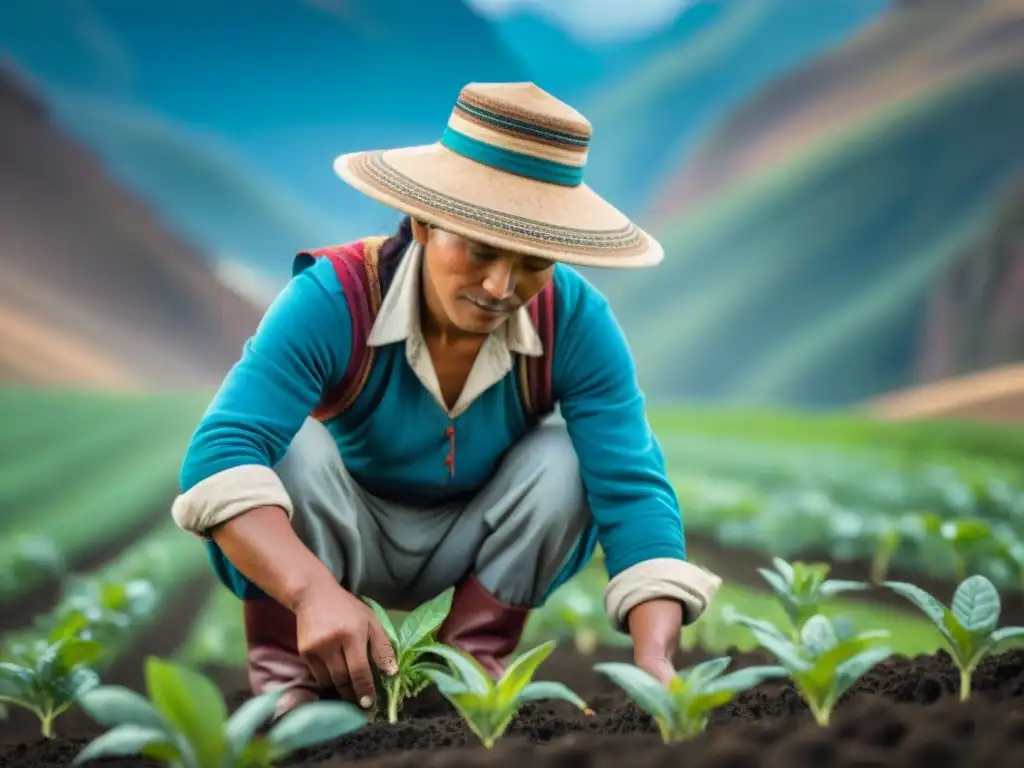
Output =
[{"x1": 333, "y1": 81, "x2": 663, "y2": 269}]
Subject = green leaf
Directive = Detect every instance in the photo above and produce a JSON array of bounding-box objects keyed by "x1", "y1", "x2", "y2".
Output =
[
  {"x1": 701, "y1": 665, "x2": 789, "y2": 696},
  {"x1": 0, "y1": 663, "x2": 33, "y2": 695},
  {"x1": 68, "y1": 668, "x2": 101, "y2": 700},
  {"x1": 882, "y1": 581, "x2": 948, "y2": 625},
  {"x1": 516, "y1": 681, "x2": 590, "y2": 711},
  {"x1": 362, "y1": 598, "x2": 399, "y2": 647},
  {"x1": 145, "y1": 657, "x2": 228, "y2": 766},
  {"x1": 951, "y1": 576, "x2": 1001, "y2": 633},
  {"x1": 48, "y1": 612, "x2": 91, "y2": 644},
  {"x1": 237, "y1": 738, "x2": 275, "y2": 768},
  {"x1": 495, "y1": 642, "x2": 556, "y2": 706},
  {"x1": 771, "y1": 558, "x2": 795, "y2": 582},
  {"x1": 226, "y1": 690, "x2": 282, "y2": 756},
  {"x1": 593, "y1": 662, "x2": 674, "y2": 724},
  {"x1": 680, "y1": 657, "x2": 732, "y2": 692},
  {"x1": 423, "y1": 644, "x2": 493, "y2": 696},
  {"x1": 77, "y1": 685, "x2": 168, "y2": 730},
  {"x1": 800, "y1": 616, "x2": 838, "y2": 656},
  {"x1": 267, "y1": 700, "x2": 367, "y2": 758},
  {"x1": 758, "y1": 568, "x2": 793, "y2": 600},
  {"x1": 941, "y1": 609, "x2": 976, "y2": 662},
  {"x1": 442, "y1": 690, "x2": 492, "y2": 745},
  {"x1": 942, "y1": 519, "x2": 992, "y2": 544},
  {"x1": 72, "y1": 725, "x2": 177, "y2": 766},
  {"x1": 991, "y1": 626, "x2": 1024, "y2": 649},
  {"x1": 749, "y1": 628, "x2": 812, "y2": 672},
  {"x1": 721, "y1": 608, "x2": 789, "y2": 640},
  {"x1": 687, "y1": 689, "x2": 734, "y2": 718},
  {"x1": 819, "y1": 580, "x2": 870, "y2": 597},
  {"x1": 397, "y1": 589, "x2": 454, "y2": 651},
  {"x1": 57, "y1": 638, "x2": 105, "y2": 670},
  {"x1": 833, "y1": 646, "x2": 893, "y2": 699},
  {"x1": 421, "y1": 667, "x2": 471, "y2": 696}
]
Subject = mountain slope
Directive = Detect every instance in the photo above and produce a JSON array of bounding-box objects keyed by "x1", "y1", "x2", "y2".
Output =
[
  {"x1": 0, "y1": 0, "x2": 531, "y2": 283},
  {"x1": 603, "y1": 0, "x2": 1024, "y2": 408},
  {"x1": 916, "y1": 178, "x2": 1024, "y2": 383},
  {"x1": 0, "y1": 63, "x2": 263, "y2": 389},
  {"x1": 576, "y1": 0, "x2": 888, "y2": 217}
]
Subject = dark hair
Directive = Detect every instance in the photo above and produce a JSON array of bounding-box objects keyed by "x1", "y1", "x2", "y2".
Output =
[{"x1": 377, "y1": 215, "x2": 415, "y2": 289}]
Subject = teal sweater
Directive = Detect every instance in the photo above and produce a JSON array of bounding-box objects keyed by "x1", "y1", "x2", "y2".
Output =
[{"x1": 179, "y1": 254, "x2": 685, "y2": 585}]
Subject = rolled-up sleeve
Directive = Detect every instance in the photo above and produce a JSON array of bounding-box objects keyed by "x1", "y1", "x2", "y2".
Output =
[
  {"x1": 172, "y1": 257, "x2": 349, "y2": 536},
  {"x1": 552, "y1": 268, "x2": 721, "y2": 628}
]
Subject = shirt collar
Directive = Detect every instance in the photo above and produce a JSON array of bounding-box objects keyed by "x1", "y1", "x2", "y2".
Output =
[{"x1": 366, "y1": 240, "x2": 543, "y2": 357}]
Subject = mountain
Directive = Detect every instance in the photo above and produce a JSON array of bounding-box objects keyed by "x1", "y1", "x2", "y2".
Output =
[
  {"x1": 0, "y1": 63, "x2": 263, "y2": 389},
  {"x1": 916, "y1": 178, "x2": 1024, "y2": 383},
  {"x1": 575, "y1": 0, "x2": 889, "y2": 217},
  {"x1": 0, "y1": 0, "x2": 531, "y2": 284},
  {"x1": 600, "y1": 0, "x2": 1024, "y2": 408}
]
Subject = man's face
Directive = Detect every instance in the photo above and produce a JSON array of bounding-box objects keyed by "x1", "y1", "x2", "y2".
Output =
[{"x1": 415, "y1": 221, "x2": 554, "y2": 336}]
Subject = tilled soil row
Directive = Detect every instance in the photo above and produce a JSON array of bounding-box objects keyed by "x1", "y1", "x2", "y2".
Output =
[{"x1": 5, "y1": 645, "x2": 1024, "y2": 768}]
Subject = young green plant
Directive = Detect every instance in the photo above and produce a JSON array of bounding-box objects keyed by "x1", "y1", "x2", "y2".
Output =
[
  {"x1": 725, "y1": 609, "x2": 892, "y2": 726},
  {"x1": 49, "y1": 577, "x2": 158, "y2": 645},
  {"x1": 362, "y1": 588, "x2": 453, "y2": 723},
  {"x1": 526, "y1": 580, "x2": 623, "y2": 655},
  {"x1": 883, "y1": 574, "x2": 1024, "y2": 700},
  {"x1": 0, "y1": 631, "x2": 103, "y2": 738},
  {"x1": 422, "y1": 640, "x2": 591, "y2": 748},
  {"x1": 757, "y1": 557, "x2": 870, "y2": 639},
  {"x1": 73, "y1": 656, "x2": 367, "y2": 767},
  {"x1": 595, "y1": 656, "x2": 787, "y2": 741}
]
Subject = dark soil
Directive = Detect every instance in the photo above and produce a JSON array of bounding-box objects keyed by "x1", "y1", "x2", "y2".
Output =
[{"x1": 5, "y1": 642, "x2": 1024, "y2": 768}]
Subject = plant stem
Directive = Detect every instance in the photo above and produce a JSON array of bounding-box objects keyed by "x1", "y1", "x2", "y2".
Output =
[
  {"x1": 809, "y1": 701, "x2": 830, "y2": 727},
  {"x1": 387, "y1": 679, "x2": 401, "y2": 724},
  {"x1": 40, "y1": 711, "x2": 54, "y2": 739},
  {"x1": 959, "y1": 667, "x2": 972, "y2": 701}
]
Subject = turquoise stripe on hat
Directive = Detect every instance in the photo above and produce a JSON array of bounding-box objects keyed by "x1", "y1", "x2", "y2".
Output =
[{"x1": 440, "y1": 126, "x2": 584, "y2": 187}]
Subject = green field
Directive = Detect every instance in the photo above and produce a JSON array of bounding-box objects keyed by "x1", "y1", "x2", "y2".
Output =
[{"x1": 2, "y1": 387, "x2": 1020, "y2": 697}]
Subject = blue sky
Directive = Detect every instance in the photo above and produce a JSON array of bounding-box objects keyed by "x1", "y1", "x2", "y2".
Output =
[{"x1": 465, "y1": 0, "x2": 704, "y2": 41}]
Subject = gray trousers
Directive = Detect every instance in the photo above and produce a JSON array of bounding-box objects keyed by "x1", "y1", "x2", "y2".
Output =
[{"x1": 274, "y1": 417, "x2": 591, "y2": 610}]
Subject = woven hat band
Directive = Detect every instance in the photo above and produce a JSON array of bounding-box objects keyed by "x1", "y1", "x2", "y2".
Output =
[{"x1": 440, "y1": 126, "x2": 585, "y2": 187}]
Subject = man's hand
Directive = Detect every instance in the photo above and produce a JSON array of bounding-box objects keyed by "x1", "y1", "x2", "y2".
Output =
[
  {"x1": 627, "y1": 598, "x2": 684, "y2": 686},
  {"x1": 292, "y1": 576, "x2": 398, "y2": 709}
]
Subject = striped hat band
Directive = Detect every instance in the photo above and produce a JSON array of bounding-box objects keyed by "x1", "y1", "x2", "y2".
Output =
[{"x1": 440, "y1": 96, "x2": 591, "y2": 188}]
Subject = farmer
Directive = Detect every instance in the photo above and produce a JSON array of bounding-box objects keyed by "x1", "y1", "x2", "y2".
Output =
[{"x1": 172, "y1": 81, "x2": 721, "y2": 716}]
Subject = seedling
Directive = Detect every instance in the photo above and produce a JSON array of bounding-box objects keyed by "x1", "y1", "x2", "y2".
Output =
[
  {"x1": 595, "y1": 656, "x2": 787, "y2": 742},
  {"x1": 883, "y1": 574, "x2": 1024, "y2": 700},
  {"x1": 870, "y1": 528, "x2": 902, "y2": 584},
  {"x1": 727, "y1": 610, "x2": 892, "y2": 726},
  {"x1": 0, "y1": 632, "x2": 103, "y2": 737},
  {"x1": 422, "y1": 641, "x2": 591, "y2": 748},
  {"x1": 528, "y1": 580, "x2": 617, "y2": 655},
  {"x1": 758, "y1": 557, "x2": 870, "y2": 638},
  {"x1": 361, "y1": 588, "x2": 454, "y2": 723},
  {"x1": 48, "y1": 577, "x2": 158, "y2": 643},
  {"x1": 937, "y1": 519, "x2": 995, "y2": 581},
  {"x1": 73, "y1": 656, "x2": 367, "y2": 767}
]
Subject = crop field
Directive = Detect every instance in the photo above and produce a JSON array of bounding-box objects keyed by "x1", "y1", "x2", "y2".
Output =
[{"x1": 2, "y1": 387, "x2": 1024, "y2": 767}]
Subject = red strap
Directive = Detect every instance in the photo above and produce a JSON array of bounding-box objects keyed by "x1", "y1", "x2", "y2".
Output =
[
  {"x1": 295, "y1": 240, "x2": 381, "y2": 421},
  {"x1": 524, "y1": 281, "x2": 556, "y2": 420}
]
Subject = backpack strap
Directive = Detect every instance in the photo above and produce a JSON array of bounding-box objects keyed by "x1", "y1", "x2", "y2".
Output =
[
  {"x1": 294, "y1": 236, "x2": 387, "y2": 422},
  {"x1": 518, "y1": 281, "x2": 556, "y2": 424}
]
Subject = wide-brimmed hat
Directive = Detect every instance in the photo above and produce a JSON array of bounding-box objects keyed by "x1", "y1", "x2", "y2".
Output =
[{"x1": 333, "y1": 81, "x2": 663, "y2": 269}]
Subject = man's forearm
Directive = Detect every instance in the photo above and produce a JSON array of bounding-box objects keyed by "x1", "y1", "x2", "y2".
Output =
[{"x1": 210, "y1": 505, "x2": 338, "y2": 611}]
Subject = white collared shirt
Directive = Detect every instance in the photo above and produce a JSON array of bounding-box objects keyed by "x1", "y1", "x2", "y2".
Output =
[{"x1": 366, "y1": 242, "x2": 543, "y2": 419}]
